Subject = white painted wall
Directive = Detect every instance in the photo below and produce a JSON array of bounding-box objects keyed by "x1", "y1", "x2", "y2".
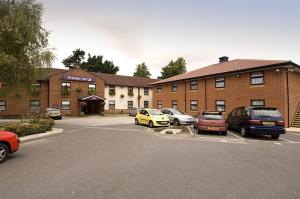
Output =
[{"x1": 104, "y1": 85, "x2": 153, "y2": 110}]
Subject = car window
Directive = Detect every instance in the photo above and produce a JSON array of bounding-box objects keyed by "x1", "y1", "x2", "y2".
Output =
[
  {"x1": 148, "y1": 110, "x2": 164, "y2": 115},
  {"x1": 252, "y1": 108, "x2": 282, "y2": 117},
  {"x1": 171, "y1": 109, "x2": 185, "y2": 115},
  {"x1": 230, "y1": 108, "x2": 238, "y2": 117},
  {"x1": 202, "y1": 113, "x2": 224, "y2": 120},
  {"x1": 139, "y1": 110, "x2": 143, "y2": 114}
]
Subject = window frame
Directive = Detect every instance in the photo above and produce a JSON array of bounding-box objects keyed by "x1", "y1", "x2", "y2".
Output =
[
  {"x1": 127, "y1": 101, "x2": 133, "y2": 109},
  {"x1": 250, "y1": 71, "x2": 264, "y2": 85},
  {"x1": 215, "y1": 76, "x2": 225, "y2": 88},
  {"x1": 61, "y1": 100, "x2": 71, "y2": 110},
  {"x1": 108, "y1": 100, "x2": 115, "y2": 110},
  {"x1": 0, "y1": 100, "x2": 6, "y2": 111},
  {"x1": 172, "y1": 100, "x2": 178, "y2": 110},
  {"x1": 29, "y1": 100, "x2": 41, "y2": 112},
  {"x1": 190, "y1": 100, "x2": 198, "y2": 111},
  {"x1": 157, "y1": 85, "x2": 162, "y2": 93},
  {"x1": 171, "y1": 83, "x2": 177, "y2": 92},
  {"x1": 157, "y1": 100, "x2": 162, "y2": 109},
  {"x1": 144, "y1": 87, "x2": 149, "y2": 96},
  {"x1": 190, "y1": 80, "x2": 198, "y2": 90},
  {"x1": 144, "y1": 100, "x2": 149, "y2": 108},
  {"x1": 61, "y1": 82, "x2": 71, "y2": 91},
  {"x1": 215, "y1": 100, "x2": 226, "y2": 112},
  {"x1": 251, "y1": 99, "x2": 265, "y2": 107},
  {"x1": 88, "y1": 83, "x2": 96, "y2": 91}
]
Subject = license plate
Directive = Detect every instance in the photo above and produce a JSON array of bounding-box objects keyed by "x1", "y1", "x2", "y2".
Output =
[
  {"x1": 263, "y1": 122, "x2": 275, "y2": 126},
  {"x1": 208, "y1": 127, "x2": 219, "y2": 131},
  {"x1": 161, "y1": 122, "x2": 167, "y2": 125}
]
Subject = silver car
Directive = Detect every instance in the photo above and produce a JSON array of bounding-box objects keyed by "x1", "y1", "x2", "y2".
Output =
[
  {"x1": 46, "y1": 108, "x2": 62, "y2": 120},
  {"x1": 161, "y1": 108, "x2": 194, "y2": 126}
]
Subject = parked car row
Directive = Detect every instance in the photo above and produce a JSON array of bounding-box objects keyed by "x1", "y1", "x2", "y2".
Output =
[{"x1": 135, "y1": 106, "x2": 285, "y2": 139}]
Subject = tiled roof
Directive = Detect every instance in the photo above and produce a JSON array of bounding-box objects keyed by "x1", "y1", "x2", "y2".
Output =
[
  {"x1": 93, "y1": 72, "x2": 158, "y2": 87},
  {"x1": 151, "y1": 59, "x2": 292, "y2": 85}
]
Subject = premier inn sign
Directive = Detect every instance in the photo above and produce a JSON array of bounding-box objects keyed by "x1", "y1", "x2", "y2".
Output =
[{"x1": 62, "y1": 75, "x2": 96, "y2": 82}]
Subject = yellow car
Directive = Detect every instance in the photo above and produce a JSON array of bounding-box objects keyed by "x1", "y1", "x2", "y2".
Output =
[{"x1": 135, "y1": 109, "x2": 170, "y2": 128}]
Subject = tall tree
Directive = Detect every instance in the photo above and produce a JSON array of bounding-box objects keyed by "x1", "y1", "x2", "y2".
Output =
[
  {"x1": 0, "y1": 0, "x2": 54, "y2": 90},
  {"x1": 62, "y1": 49, "x2": 85, "y2": 69},
  {"x1": 161, "y1": 57, "x2": 187, "y2": 79},
  {"x1": 133, "y1": 62, "x2": 151, "y2": 78},
  {"x1": 62, "y1": 50, "x2": 119, "y2": 74}
]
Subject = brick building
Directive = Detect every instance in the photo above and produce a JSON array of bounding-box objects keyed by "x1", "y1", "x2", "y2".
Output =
[
  {"x1": 151, "y1": 57, "x2": 300, "y2": 127},
  {"x1": 0, "y1": 68, "x2": 157, "y2": 117}
]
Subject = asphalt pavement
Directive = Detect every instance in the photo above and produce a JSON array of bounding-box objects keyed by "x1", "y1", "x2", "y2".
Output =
[{"x1": 0, "y1": 122, "x2": 300, "y2": 199}]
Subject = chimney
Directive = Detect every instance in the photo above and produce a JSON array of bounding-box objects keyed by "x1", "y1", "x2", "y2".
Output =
[{"x1": 219, "y1": 56, "x2": 229, "y2": 63}]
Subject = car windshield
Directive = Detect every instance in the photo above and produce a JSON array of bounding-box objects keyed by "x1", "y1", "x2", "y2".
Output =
[
  {"x1": 171, "y1": 109, "x2": 185, "y2": 115},
  {"x1": 252, "y1": 108, "x2": 282, "y2": 117},
  {"x1": 47, "y1": 108, "x2": 59, "y2": 112},
  {"x1": 148, "y1": 110, "x2": 164, "y2": 115},
  {"x1": 203, "y1": 113, "x2": 224, "y2": 120}
]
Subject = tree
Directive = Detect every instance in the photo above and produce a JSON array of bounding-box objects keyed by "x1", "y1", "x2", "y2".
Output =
[
  {"x1": 62, "y1": 50, "x2": 119, "y2": 74},
  {"x1": 0, "y1": 0, "x2": 54, "y2": 90},
  {"x1": 62, "y1": 49, "x2": 85, "y2": 69},
  {"x1": 133, "y1": 62, "x2": 151, "y2": 78},
  {"x1": 161, "y1": 57, "x2": 187, "y2": 79}
]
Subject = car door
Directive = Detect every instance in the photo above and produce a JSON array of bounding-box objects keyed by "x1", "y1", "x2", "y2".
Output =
[
  {"x1": 143, "y1": 110, "x2": 151, "y2": 124},
  {"x1": 166, "y1": 110, "x2": 175, "y2": 123}
]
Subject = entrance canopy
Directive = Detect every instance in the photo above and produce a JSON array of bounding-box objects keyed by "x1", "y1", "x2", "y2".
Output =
[{"x1": 80, "y1": 95, "x2": 105, "y2": 101}]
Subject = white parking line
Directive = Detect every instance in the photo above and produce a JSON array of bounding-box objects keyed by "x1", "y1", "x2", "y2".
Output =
[
  {"x1": 228, "y1": 131, "x2": 246, "y2": 140},
  {"x1": 67, "y1": 127, "x2": 89, "y2": 134},
  {"x1": 280, "y1": 137, "x2": 295, "y2": 143},
  {"x1": 287, "y1": 132, "x2": 300, "y2": 136},
  {"x1": 187, "y1": 126, "x2": 194, "y2": 136}
]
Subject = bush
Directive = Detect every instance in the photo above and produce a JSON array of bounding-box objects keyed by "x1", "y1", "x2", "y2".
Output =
[{"x1": 38, "y1": 118, "x2": 54, "y2": 131}]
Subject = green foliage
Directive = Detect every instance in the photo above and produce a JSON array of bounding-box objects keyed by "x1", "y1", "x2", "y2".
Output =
[
  {"x1": 88, "y1": 87, "x2": 96, "y2": 95},
  {"x1": 62, "y1": 49, "x2": 85, "y2": 69},
  {"x1": 128, "y1": 90, "x2": 134, "y2": 96},
  {"x1": 133, "y1": 62, "x2": 151, "y2": 78},
  {"x1": 61, "y1": 85, "x2": 71, "y2": 96},
  {"x1": 30, "y1": 84, "x2": 41, "y2": 96},
  {"x1": 0, "y1": 0, "x2": 54, "y2": 90},
  {"x1": 161, "y1": 57, "x2": 187, "y2": 79},
  {"x1": 62, "y1": 50, "x2": 119, "y2": 74}
]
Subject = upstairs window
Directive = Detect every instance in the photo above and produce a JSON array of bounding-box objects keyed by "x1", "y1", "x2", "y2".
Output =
[
  {"x1": 157, "y1": 85, "x2": 162, "y2": 93},
  {"x1": 157, "y1": 100, "x2": 162, "y2": 109},
  {"x1": 0, "y1": 101, "x2": 6, "y2": 111},
  {"x1": 190, "y1": 80, "x2": 198, "y2": 90},
  {"x1": 61, "y1": 82, "x2": 71, "y2": 96},
  {"x1": 215, "y1": 76, "x2": 225, "y2": 88},
  {"x1": 109, "y1": 85, "x2": 116, "y2": 96},
  {"x1": 216, "y1": 100, "x2": 226, "y2": 112},
  {"x1": 144, "y1": 88, "x2": 149, "y2": 95},
  {"x1": 171, "y1": 83, "x2": 177, "y2": 92},
  {"x1": 30, "y1": 100, "x2": 40, "y2": 112},
  {"x1": 128, "y1": 87, "x2": 134, "y2": 96},
  {"x1": 251, "y1": 100, "x2": 265, "y2": 107},
  {"x1": 251, "y1": 71, "x2": 264, "y2": 85},
  {"x1": 88, "y1": 84, "x2": 96, "y2": 92}
]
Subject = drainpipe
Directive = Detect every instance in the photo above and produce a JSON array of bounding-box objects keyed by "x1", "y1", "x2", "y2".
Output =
[
  {"x1": 184, "y1": 81, "x2": 187, "y2": 112},
  {"x1": 138, "y1": 87, "x2": 140, "y2": 108},
  {"x1": 286, "y1": 68, "x2": 290, "y2": 127},
  {"x1": 205, "y1": 78, "x2": 207, "y2": 110}
]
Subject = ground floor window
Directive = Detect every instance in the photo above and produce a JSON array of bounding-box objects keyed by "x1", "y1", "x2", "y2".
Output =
[
  {"x1": 251, "y1": 99, "x2": 265, "y2": 107},
  {"x1": 30, "y1": 100, "x2": 40, "y2": 112},
  {"x1": 109, "y1": 100, "x2": 115, "y2": 110},
  {"x1": 144, "y1": 101, "x2": 149, "y2": 108},
  {"x1": 190, "y1": 100, "x2": 198, "y2": 111},
  {"x1": 0, "y1": 100, "x2": 6, "y2": 111},
  {"x1": 157, "y1": 100, "x2": 162, "y2": 109},
  {"x1": 172, "y1": 100, "x2": 178, "y2": 109},
  {"x1": 216, "y1": 100, "x2": 226, "y2": 112},
  {"x1": 128, "y1": 101, "x2": 133, "y2": 109},
  {"x1": 61, "y1": 100, "x2": 71, "y2": 110}
]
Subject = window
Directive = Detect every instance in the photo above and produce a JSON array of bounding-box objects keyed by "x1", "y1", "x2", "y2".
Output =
[
  {"x1": 109, "y1": 100, "x2": 115, "y2": 110},
  {"x1": 171, "y1": 83, "x2": 177, "y2": 92},
  {"x1": 144, "y1": 88, "x2": 149, "y2": 95},
  {"x1": 172, "y1": 100, "x2": 178, "y2": 109},
  {"x1": 0, "y1": 101, "x2": 6, "y2": 111},
  {"x1": 144, "y1": 101, "x2": 149, "y2": 108},
  {"x1": 88, "y1": 84, "x2": 96, "y2": 91},
  {"x1": 251, "y1": 100, "x2": 265, "y2": 107},
  {"x1": 61, "y1": 82, "x2": 71, "y2": 95},
  {"x1": 157, "y1": 85, "x2": 162, "y2": 93},
  {"x1": 190, "y1": 80, "x2": 198, "y2": 90},
  {"x1": 61, "y1": 100, "x2": 71, "y2": 110},
  {"x1": 215, "y1": 76, "x2": 225, "y2": 88},
  {"x1": 30, "y1": 100, "x2": 40, "y2": 112},
  {"x1": 216, "y1": 100, "x2": 226, "y2": 112},
  {"x1": 157, "y1": 100, "x2": 162, "y2": 109},
  {"x1": 128, "y1": 101, "x2": 133, "y2": 109},
  {"x1": 109, "y1": 85, "x2": 115, "y2": 95},
  {"x1": 128, "y1": 87, "x2": 134, "y2": 96},
  {"x1": 250, "y1": 71, "x2": 264, "y2": 85},
  {"x1": 190, "y1": 100, "x2": 198, "y2": 111}
]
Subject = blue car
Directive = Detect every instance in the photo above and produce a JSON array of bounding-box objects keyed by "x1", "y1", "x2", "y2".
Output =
[{"x1": 226, "y1": 107, "x2": 285, "y2": 139}]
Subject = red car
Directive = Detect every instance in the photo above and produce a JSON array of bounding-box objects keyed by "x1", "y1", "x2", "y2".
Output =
[
  {"x1": 0, "y1": 130, "x2": 20, "y2": 164},
  {"x1": 194, "y1": 111, "x2": 227, "y2": 135}
]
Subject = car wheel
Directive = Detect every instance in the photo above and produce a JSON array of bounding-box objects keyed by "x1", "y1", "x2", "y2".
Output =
[
  {"x1": 174, "y1": 119, "x2": 180, "y2": 126},
  {"x1": 135, "y1": 118, "x2": 139, "y2": 125},
  {"x1": 0, "y1": 143, "x2": 9, "y2": 164},
  {"x1": 240, "y1": 127, "x2": 248, "y2": 137},
  {"x1": 271, "y1": 134, "x2": 280, "y2": 139},
  {"x1": 222, "y1": 131, "x2": 227, "y2": 136},
  {"x1": 149, "y1": 121, "x2": 154, "y2": 128}
]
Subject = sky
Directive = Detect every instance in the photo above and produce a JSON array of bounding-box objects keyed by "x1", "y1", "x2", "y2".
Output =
[{"x1": 41, "y1": 0, "x2": 300, "y2": 78}]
